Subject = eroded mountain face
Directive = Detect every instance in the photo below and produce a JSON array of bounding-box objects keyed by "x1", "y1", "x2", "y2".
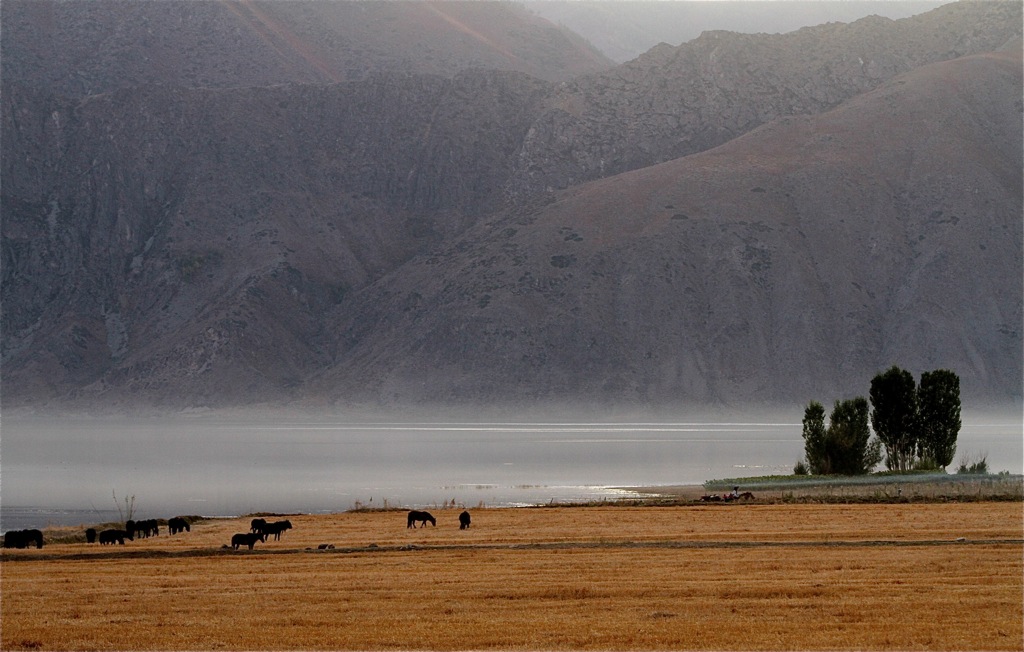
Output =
[{"x1": 1, "y1": 1, "x2": 1020, "y2": 410}]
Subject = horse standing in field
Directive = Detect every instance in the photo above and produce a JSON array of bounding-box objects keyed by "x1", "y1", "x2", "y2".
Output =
[
  {"x1": 459, "y1": 511, "x2": 471, "y2": 530},
  {"x1": 99, "y1": 529, "x2": 132, "y2": 545},
  {"x1": 250, "y1": 518, "x2": 268, "y2": 536},
  {"x1": 85, "y1": 528, "x2": 97, "y2": 543},
  {"x1": 168, "y1": 517, "x2": 191, "y2": 534},
  {"x1": 140, "y1": 519, "x2": 160, "y2": 537},
  {"x1": 407, "y1": 510, "x2": 436, "y2": 528},
  {"x1": 231, "y1": 532, "x2": 265, "y2": 550},
  {"x1": 264, "y1": 520, "x2": 292, "y2": 541}
]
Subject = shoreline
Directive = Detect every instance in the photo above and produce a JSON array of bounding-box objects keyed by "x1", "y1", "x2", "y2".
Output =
[{"x1": 5, "y1": 474, "x2": 1021, "y2": 534}]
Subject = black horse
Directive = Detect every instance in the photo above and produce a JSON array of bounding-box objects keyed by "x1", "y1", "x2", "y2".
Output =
[
  {"x1": 168, "y1": 517, "x2": 191, "y2": 534},
  {"x1": 3, "y1": 529, "x2": 44, "y2": 549},
  {"x1": 250, "y1": 518, "x2": 267, "y2": 535},
  {"x1": 459, "y1": 511, "x2": 471, "y2": 530},
  {"x1": 264, "y1": 520, "x2": 292, "y2": 541},
  {"x1": 98, "y1": 529, "x2": 132, "y2": 545},
  {"x1": 407, "y1": 510, "x2": 436, "y2": 528},
  {"x1": 231, "y1": 532, "x2": 265, "y2": 550},
  {"x1": 139, "y1": 519, "x2": 160, "y2": 537},
  {"x1": 85, "y1": 528, "x2": 97, "y2": 543}
]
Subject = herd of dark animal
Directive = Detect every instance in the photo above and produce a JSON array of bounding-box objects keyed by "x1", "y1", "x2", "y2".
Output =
[
  {"x1": 4, "y1": 510, "x2": 475, "y2": 550},
  {"x1": 233, "y1": 518, "x2": 294, "y2": 549},
  {"x1": 407, "y1": 510, "x2": 471, "y2": 530}
]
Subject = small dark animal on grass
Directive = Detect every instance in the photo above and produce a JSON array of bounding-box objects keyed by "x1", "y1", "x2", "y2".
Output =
[
  {"x1": 250, "y1": 518, "x2": 267, "y2": 535},
  {"x1": 231, "y1": 532, "x2": 265, "y2": 550},
  {"x1": 128, "y1": 519, "x2": 160, "y2": 538},
  {"x1": 264, "y1": 520, "x2": 292, "y2": 540},
  {"x1": 407, "y1": 510, "x2": 436, "y2": 528},
  {"x1": 85, "y1": 528, "x2": 97, "y2": 543},
  {"x1": 3, "y1": 529, "x2": 44, "y2": 549},
  {"x1": 168, "y1": 517, "x2": 191, "y2": 534},
  {"x1": 98, "y1": 529, "x2": 132, "y2": 545},
  {"x1": 459, "y1": 510, "x2": 471, "y2": 530}
]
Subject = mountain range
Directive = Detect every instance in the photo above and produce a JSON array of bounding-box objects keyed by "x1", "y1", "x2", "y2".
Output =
[{"x1": 2, "y1": 0, "x2": 1021, "y2": 412}]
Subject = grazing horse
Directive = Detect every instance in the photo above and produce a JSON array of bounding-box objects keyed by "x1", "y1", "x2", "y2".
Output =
[
  {"x1": 264, "y1": 520, "x2": 292, "y2": 541},
  {"x1": 98, "y1": 529, "x2": 132, "y2": 545},
  {"x1": 407, "y1": 510, "x2": 436, "y2": 528},
  {"x1": 168, "y1": 517, "x2": 191, "y2": 534},
  {"x1": 85, "y1": 528, "x2": 97, "y2": 543},
  {"x1": 231, "y1": 532, "x2": 265, "y2": 550},
  {"x1": 459, "y1": 511, "x2": 471, "y2": 530},
  {"x1": 250, "y1": 518, "x2": 268, "y2": 536},
  {"x1": 3, "y1": 529, "x2": 44, "y2": 549}
]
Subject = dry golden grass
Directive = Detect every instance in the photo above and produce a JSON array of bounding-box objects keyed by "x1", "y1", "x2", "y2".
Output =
[{"x1": 2, "y1": 503, "x2": 1022, "y2": 650}]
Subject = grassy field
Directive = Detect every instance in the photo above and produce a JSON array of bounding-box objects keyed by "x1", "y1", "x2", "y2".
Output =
[{"x1": 2, "y1": 502, "x2": 1022, "y2": 650}]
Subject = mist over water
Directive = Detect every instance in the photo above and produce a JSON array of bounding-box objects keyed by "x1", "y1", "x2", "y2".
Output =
[{"x1": 2, "y1": 408, "x2": 1020, "y2": 530}]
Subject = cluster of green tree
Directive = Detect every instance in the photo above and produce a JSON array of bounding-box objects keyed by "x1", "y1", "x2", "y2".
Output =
[{"x1": 797, "y1": 366, "x2": 961, "y2": 476}]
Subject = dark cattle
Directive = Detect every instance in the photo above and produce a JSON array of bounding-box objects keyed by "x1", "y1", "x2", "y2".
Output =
[
  {"x1": 250, "y1": 518, "x2": 267, "y2": 535},
  {"x1": 407, "y1": 510, "x2": 436, "y2": 528},
  {"x1": 85, "y1": 528, "x2": 97, "y2": 543},
  {"x1": 231, "y1": 532, "x2": 265, "y2": 550},
  {"x1": 3, "y1": 529, "x2": 44, "y2": 549},
  {"x1": 168, "y1": 517, "x2": 191, "y2": 535},
  {"x1": 98, "y1": 529, "x2": 132, "y2": 545},
  {"x1": 264, "y1": 520, "x2": 292, "y2": 541},
  {"x1": 459, "y1": 511, "x2": 471, "y2": 530}
]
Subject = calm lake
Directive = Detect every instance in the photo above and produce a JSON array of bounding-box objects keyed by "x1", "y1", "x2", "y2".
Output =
[{"x1": 2, "y1": 408, "x2": 1021, "y2": 530}]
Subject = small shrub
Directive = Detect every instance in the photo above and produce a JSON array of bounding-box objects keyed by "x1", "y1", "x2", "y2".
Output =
[
  {"x1": 793, "y1": 460, "x2": 809, "y2": 475},
  {"x1": 912, "y1": 457, "x2": 942, "y2": 472},
  {"x1": 956, "y1": 454, "x2": 988, "y2": 475}
]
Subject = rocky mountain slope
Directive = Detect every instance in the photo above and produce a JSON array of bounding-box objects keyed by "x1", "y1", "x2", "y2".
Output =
[
  {"x1": 1, "y1": 1, "x2": 1020, "y2": 411},
  {"x1": 0, "y1": 0, "x2": 612, "y2": 96},
  {"x1": 317, "y1": 47, "x2": 1023, "y2": 406},
  {"x1": 507, "y1": 0, "x2": 1023, "y2": 195}
]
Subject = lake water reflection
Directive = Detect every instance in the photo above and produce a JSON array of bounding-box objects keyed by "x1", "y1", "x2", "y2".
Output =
[{"x1": 2, "y1": 410, "x2": 1021, "y2": 529}]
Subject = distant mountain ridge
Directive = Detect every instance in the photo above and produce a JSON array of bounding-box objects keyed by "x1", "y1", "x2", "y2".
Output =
[
  {"x1": 507, "y1": 0, "x2": 1024, "y2": 195},
  {"x1": 525, "y1": 0, "x2": 945, "y2": 63},
  {"x1": 1, "y1": 1, "x2": 1020, "y2": 411}
]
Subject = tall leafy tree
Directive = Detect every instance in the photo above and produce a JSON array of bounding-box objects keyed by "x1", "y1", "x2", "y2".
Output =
[
  {"x1": 917, "y1": 369, "x2": 961, "y2": 468},
  {"x1": 801, "y1": 398, "x2": 881, "y2": 475},
  {"x1": 802, "y1": 401, "x2": 829, "y2": 474},
  {"x1": 826, "y1": 397, "x2": 881, "y2": 475},
  {"x1": 870, "y1": 366, "x2": 919, "y2": 471}
]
